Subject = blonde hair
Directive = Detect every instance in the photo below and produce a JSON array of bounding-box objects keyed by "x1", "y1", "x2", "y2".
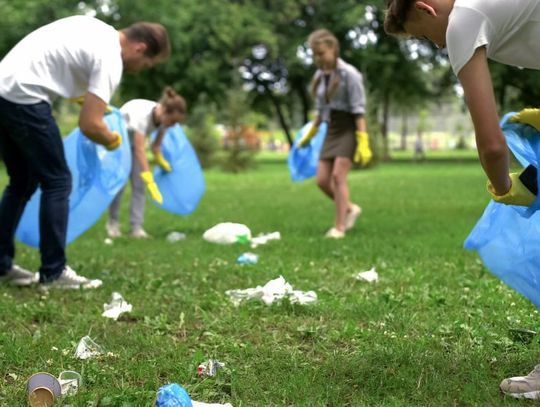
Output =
[
  {"x1": 159, "y1": 86, "x2": 187, "y2": 115},
  {"x1": 308, "y1": 29, "x2": 341, "y2": 101}
]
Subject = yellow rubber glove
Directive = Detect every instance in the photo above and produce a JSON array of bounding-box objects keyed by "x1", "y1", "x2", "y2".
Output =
[
  {"x1": 509, "y1": 108, "x2": 540, "y2": 132},
  {"x1": 354, "y1": 131, "x2": 373, "y2": 166},
  {"x1": 154, "y1": 152, "x2": 172, "y2": 172},
  {"x1": 69, "y1": 96, "x2": 113, "y2": 113},
  {"x1": 298, "y1": 125, "x2": 318, "y2": 148},
  {"x1": 140, "y1": 171, "x2": 163, "y2": 204},
  {"x1": 487, "y1": 172, "x2": 536, "y2": 206},
  {"x1": 105, "y1": 131, "x2": 122, "y2": 151}
]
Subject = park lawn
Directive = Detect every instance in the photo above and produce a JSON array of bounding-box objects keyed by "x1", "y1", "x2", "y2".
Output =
[{"x1": 1, "y1": 158, "x2": 539, "y2": 406}]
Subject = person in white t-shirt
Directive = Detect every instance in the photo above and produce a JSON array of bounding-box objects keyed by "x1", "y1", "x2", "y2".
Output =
[
  {"x1": 384, "y1": 0, "x2": 540, "y2": 399},
  {"x1": 106, "y1": 87, "x2": 186, "y2": 239},
  {"x1": 0, "y1": 16, "x2": 170, "y2": 289}
]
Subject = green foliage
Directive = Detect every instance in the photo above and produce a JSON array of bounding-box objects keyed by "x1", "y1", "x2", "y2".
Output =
[{"x1": 185, "y1": 95, "x2": 220, "y2": 169}]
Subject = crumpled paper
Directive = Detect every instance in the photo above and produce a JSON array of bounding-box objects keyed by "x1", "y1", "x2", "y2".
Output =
[
  {"x1": 226, "y1": 276, "x2": 317, "y2": 306},
  {"x1": 203, "y1": 223, "x2": 251, "y2": 245},
  {"x1": 250, "y1": 231, "x2": 281, "y2": 248},
  {"x1": 353, "y1": 267, "x2": 378, "y2": 283},
  {"x1": 197, "y1": 359, "x2": 226, "y2": 377},
  {"x1": 75, "y1": 336, "x2": 103, "y2": 360},
  {"x1": 102, "y1": 292, "x2": 132, "y2": 320}
]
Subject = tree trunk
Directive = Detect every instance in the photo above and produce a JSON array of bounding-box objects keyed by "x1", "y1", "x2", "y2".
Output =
[
  {"x1": 380, "y1": 90, "x2": 391, "y2": 161},
  {"x1": 267, "y1": 89, "x2": 293, "y2": 147}
]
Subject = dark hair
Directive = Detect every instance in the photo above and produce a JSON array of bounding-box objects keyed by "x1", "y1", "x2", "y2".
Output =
[
  {"x1": 308, "y1": 29, "x2": 341, "y2": 101},
  {"x1": 384, "y1": 0, "x2": 415, "y2": 35},
  {"x1": 159, "y1": 86, "x2": 186, "y2": 115},
  {"x1": 121, "y1": 22, "x2": 171, "y2": 59}
]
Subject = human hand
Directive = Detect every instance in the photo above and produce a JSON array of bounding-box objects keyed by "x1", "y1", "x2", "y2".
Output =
[
  {"x1": 140, "y1": 171, "x2": 163, "y2": 204},
  {"x1": 354, "y1": 131, "x2": 373, "y2": 166}
]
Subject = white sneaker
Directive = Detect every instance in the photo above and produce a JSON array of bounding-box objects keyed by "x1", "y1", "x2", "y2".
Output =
[
  {"x1": 325, "y1": 227, "x2": 345, "y2": 239},
  {"x1": 500, "y1": 364, "x2": 540, "y2": 399},
  {"x1": 41, "y1": 266, "x2": 102, "y2": 290},
  {"x1": 345, "y1": 204, "x2": 362, "y2": 231},
  {"x1": 130, "y1": 227, "x2": 150, "y2": 239},
  {"x1": 106, "y1": 221, "x2": 122, "y2": 238},
  {"x1": 0, "y1": 265, "x2": 36, "y2": 286}
]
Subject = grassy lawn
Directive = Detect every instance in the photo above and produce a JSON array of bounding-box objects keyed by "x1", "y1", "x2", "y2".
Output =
[{"x1": 1, "y1": 156, "x2": 539, "y2": 406}]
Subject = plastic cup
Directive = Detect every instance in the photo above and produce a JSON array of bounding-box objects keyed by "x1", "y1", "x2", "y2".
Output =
[
  {"x1": 58, "y1": 370, "x2": 82, "y2": 396},
  {"x1": 27, "y1": 372, "x2": 62, "y2": 407}
]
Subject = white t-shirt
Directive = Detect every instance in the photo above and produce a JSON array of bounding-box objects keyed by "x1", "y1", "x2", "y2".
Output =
[
  {"x1": 0, "y1": 15, "x2": 123, "y2": 105},
  {"x1": 120, "y1": 99, "x2": 161, "y2": 136},
  {"x1": 447, "y1": 0, "x2": 540, "y2": 76}
]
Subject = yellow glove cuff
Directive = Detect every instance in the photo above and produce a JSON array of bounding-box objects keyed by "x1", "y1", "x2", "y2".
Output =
[
  {"x1": 509, "y1": 108, "x2": 540, "y2": 132},
  {"x1": 298, "y1": 125, "x2": 319, "y2": 147},
  {"x1": 487, "y1": 172, "x2": 536, "y2": 206},
  {"x1": 140, "y1": 171, "x2": 155, "y2": 184},
  {"x1": 105, "y1": 132, "x2": 122, "y2": 151},
  {"x1": 154, "y1": 152, "x2": 172, "y2": 172}
]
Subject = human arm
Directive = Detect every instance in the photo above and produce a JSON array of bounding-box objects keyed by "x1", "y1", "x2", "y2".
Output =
[
  {"x1": 458, "y1": 47, "x2": 511, "y2": 195},
  {"x1": 150, "y1": 127, "x2": 172, "y2": 172},
  {"x1": 79, "y1": 93, "x2": 121, "y2": 150}
]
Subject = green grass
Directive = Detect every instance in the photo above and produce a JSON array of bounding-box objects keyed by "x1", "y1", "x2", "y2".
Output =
[{"x1": 1, "y1": 158, "x2": 539, "y2": 406}]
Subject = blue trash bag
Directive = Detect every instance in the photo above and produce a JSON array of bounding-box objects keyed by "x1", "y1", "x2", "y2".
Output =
[
  {"x1": 288, "y1": 121, "x2": 328, "y2": 182},
  {"x1": 464, "y1": 112, "x2": 540, "y2": 307},
  {"x1": 149, "y1": 124, "x2": 205, "y2": 215},
  {"x1": 15, "y1": 108, "x2": 131, "y2": 247},
  {"x1": 156, "y1": 383, "x2": 193, "y2": 407}
]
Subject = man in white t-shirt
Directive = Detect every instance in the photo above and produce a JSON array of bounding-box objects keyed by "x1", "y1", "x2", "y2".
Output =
[
  {"x1": 0, "y1": 15, "x2": 170, "y2": 289},
  {"x1": 384, "y1": 0, "x2": 540, "y2": 399}
]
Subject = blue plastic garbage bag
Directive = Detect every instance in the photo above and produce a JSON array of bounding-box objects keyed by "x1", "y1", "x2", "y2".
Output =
[
  {"x1": 16, "y1": 108, "x2": 130, "y2": 247},
  {"x1": 288, "y1": 121, "x2": 328, "y2": 182},
  {"x1": 150, "y1": 124, "x2": 205, "y2": 215},
  {"x1": 464, "y1": 112, "x2": 540, "y2": 307},
  {"x1": 156, "y1": 383, "x2": 193, "y2": 407}
]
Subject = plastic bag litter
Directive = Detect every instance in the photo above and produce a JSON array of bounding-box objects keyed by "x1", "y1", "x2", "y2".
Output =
[
  {"x1": 288, "y1": 122, "x2": 328, "y2": 182},
  {"x1": 197, "y1": 359, "x2": 225, "y2": 377},
  {"x1": 150, "y1": 124, "x2": 205, "y2": 215},
  {"x1": 156, "y1": 383, "x2": 233, "y2": 407},
  {"x1": 167, "y1": 231, "x2": 187, "y2": 242},
  {"x1": 75, "y1": 336, "x2": 103, "y2": 360},
  {"x1": 236, "y1": 252, "x2": 258, "y2": 265},
  {"x1": 465, "y1": 112, "x2": 540, "y2": 307},
  {"x1": 16, "y1": 108, "x2": 130, "y2": 247},
  {"x1": 226, "y1": 276, "x2": 317, "y2": 306},
  {"x1": 354, "y1": 267, "x2": 378, "y2": 283},
  {"x1": 102, "y1": 292, "x2": 132, "y2": 320},
  {"x1": 250, "y1": 231, "x2": 281, "y2": 248},
  {"x1": 203, "y1": 223, "x2": 251, "y2": 245}
]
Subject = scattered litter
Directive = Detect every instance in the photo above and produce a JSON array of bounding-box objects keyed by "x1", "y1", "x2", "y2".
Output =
[
  {"x1": 27, "y1": 372, "x2": 62, "y2": 407},
  {"x1": 203, "y1": 223, "x2": 251, "y2": 245},
  {"x1": 102, "y1": 292, "x2": 132, "y2": 320},
  {"x1": 167, "y1": 231, "x2": 187, "y2": 242},
  {"x1": 156, "y1": 383, "x2": 192, "y2": 407},
  {"x1": 156, "y1": 383, "x2": 233, "y2": 407},
  {"x1": 75, "y1": 336, "x2": 103, "y2": 360},
  {"x1": 354, "y1": 267, "x2": 378, "y2": 283},
  {"x1": 58, "y1": 370, "x2": 82, "y2": 396},
  {"x1": 236, "y1": 252, "x2": 258, "y2": 265},
  {"x1": 250, "y1": 231, "x2": 281, "y2": 248},
  {"x1": 197, "y1": 359, "x2": 226, "y2": 377},
  {"x1": 104, "y1": 238, "x2": 113, "y2": 245},
  {"x1": 226, "y1": 276, "x2": 317, "y2": 306}
]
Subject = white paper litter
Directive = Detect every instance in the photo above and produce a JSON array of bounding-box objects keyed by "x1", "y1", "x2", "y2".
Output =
[
  {"x1": 250, "y1": 231, "x2": 281, "y2": 248},
  {"x1": 203, "y1": 223, "x2": 251, "y2": 245},
  {"x1": 75, "y1": 336, "x2": 103, "y2": 360},
  {"x1": 192, "y1": 402, "x2": 233, "y2": 407},
  {"x1": 102, "y1": 292, "x2": 132, "y2": 320},
  {"x1": 226, "y1": 276, "x2": 317, "y2": 306},
  {"x1": 354, "y1": 267, "x2": 378, "y2": 283},
  {"x1": 167, "y1": 231, "x2": 186, "y2": 242}
]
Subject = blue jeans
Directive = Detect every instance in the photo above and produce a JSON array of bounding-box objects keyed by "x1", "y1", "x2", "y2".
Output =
[{"x1": 0, "y1": 96, "x2": 71, "y2": 282}]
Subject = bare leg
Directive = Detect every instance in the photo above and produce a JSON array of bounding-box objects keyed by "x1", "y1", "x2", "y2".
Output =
[
  {"x1": 316, "y1": 159, "x2": 335, "y2": 200},
  {"x1": 331, "y1": 157, "x2": 353, "y2": 231}
]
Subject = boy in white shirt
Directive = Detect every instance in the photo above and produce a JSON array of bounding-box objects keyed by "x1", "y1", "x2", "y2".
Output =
[
  {"x1": 0, "y1": 16, "x2": 170, "y2": 289},
  {"x1": 384, "y1": 0, "x2": 540, "y2": 398}
]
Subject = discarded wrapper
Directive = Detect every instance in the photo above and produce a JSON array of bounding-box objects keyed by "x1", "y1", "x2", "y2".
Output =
[
  {"x1": 167, "y1": 231, "x2": 187, "y2": 242},
  {"x1": 203, "y1": 223, "x2": 251, "y2": 245},
  {"x1": 197, "y1": 359, "x2": 226, "y2": 377},
  {"x1": 102, "y1": 292, "x2": 132, "y2": 320},
  {"x1": 354, "y1": 267, "x2": 378, "y2": 283},
  {"x1": 226, "y1": 276, "x2": 317, "y2": 306},
  {"x1": 236, "y1": 252, "x2": 258, "y2": 265},
  {"x1": 75, "y1": 336, "x2": 103, "y2": 360},
  {"x1": 250, "y1": 231, "x2": 281, "y2": 248},
  {"x1": 58, "y1": 370, "x2": 82, "y2": 396}
]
